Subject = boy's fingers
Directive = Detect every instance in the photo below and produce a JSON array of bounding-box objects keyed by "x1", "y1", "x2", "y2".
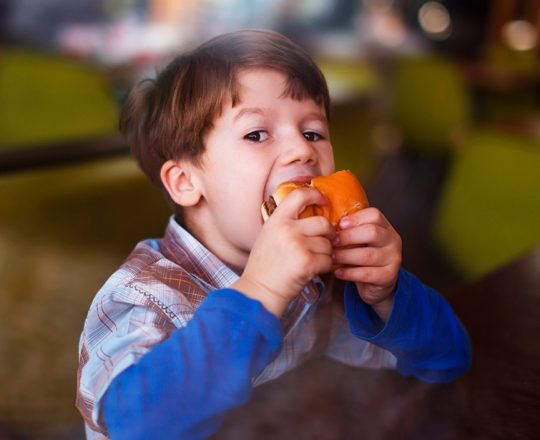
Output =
[
  {"x1": 333, "y1": 246, "x2": 389, "y2": 267},
  {"x1": 306, "y1": 236, "x2": 334, "y2": 256},
  {"x1": 336, "y1": 224, "x2": 389, "y2": 247},
  {"x1": 299, "y1": 216, "x2": 335, "y2": 240},
  {"x1": 334, "y1": 265, "x2": 395, "y2": 286},
  {"x1": 339, "y1": 207, "x2": 390, "y2": 229},
  {"x1": 309, "y1": 252, "x2": 334, "y2": 275},
  {"x1": 271, "y1": 187, "x2": 327, "y2": 221}
]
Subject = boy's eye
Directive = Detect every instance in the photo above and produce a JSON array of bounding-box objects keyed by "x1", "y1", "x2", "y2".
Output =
[
  {"x1": 244, "y1": 130, "x2": 269, "y2": 142},
  {"x1": 303, "y1": 131, "x2": 323, "y2": 142}
]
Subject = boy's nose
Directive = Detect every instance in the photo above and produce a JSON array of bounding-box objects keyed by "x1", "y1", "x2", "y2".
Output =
[{"x1": 281, "y1": 135, "x2": 317, "y2": 165}]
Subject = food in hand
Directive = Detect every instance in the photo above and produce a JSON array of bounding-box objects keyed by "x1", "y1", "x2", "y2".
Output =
[{"x1": 261, "y1": 170, "x2": 369, "y2": 228}]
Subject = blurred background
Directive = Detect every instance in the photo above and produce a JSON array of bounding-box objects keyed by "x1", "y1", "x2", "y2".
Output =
[{"x1": 1, "y1": 0, "x2": 539, "y2": 438}]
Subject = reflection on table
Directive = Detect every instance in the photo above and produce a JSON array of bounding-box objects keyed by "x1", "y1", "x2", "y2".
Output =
[{"x1": 215, "y1": 247, "x2": 540, "y2": 439}]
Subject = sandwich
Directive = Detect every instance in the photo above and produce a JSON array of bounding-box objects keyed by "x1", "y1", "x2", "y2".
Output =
[{"x1": 261, "y1": 170, "x2": 369, "y2": 228}]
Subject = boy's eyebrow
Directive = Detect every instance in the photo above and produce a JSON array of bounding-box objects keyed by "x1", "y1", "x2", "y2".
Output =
[
  {"x1": 304, "y1": 111, "x2": 328, "y2": 123},
  {"x1": 233, "y1": 107, "x2": 328, "y2": 123},
  {"x1": 233, "y1": 107, "x2": 266, "y2": 121}
]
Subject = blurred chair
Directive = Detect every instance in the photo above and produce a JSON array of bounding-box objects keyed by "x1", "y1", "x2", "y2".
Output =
[
  {"x1": 389, "y1": 56, "x2": 471, "y2": 155},
  {"x1": 0, "y1": 47, "x2": 136, "y2": 437},
  {"x1": 317, "y1": 57, "x2": 381, "y2": 181},
  {"x1": 0, "y1": 156, "x2": 170, "y2": 437},
  {"x1": 317, "y1": 57, "x2": 379, "y2": 104},
  {"x1": 0, "y1": 49, "x2": 119, "y2": 148},
  {"x1": 433, "y1": 131, "x2": 540, "y2": 278},
  {"x1": 329, "y1": 97, "x2": 379, "y2": 182},
  {"x1": 474, "y1": 44, "x2": 540, "y2": 125}
]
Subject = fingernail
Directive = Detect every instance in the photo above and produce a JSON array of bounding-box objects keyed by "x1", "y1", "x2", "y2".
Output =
[{"x1": 340, "y1": 217, "x2": 351, "y2": 228}]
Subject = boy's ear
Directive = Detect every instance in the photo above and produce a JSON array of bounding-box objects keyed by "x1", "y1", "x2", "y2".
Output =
[{"x1": 160, "y1": 160, "x2": 202, "y2": 207}]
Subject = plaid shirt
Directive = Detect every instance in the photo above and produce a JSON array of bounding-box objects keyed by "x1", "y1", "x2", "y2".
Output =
[{"x1": 76, "y1": 217, "x2": 396, "y2": 438}]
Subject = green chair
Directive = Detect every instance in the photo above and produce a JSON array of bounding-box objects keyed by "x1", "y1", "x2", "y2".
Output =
[
  {"x1": 317, "y1": 57, "x2": 379, "y2": 103},
  {"x1": 0, "y1": 49, "x2": 119, "y2": 148},
  {"x1": 433, "y1": 131, "x2": 540, "y2": 278},
  {"x1": 389, "y1": 56, "x2": 471, "y2": 155},
  {"x1": 0, "y1": 156, "x2": 170, "y2": 436},
  {"x1": 328, "y1": 98, "x2": 379, "y2": 182},
  {"x1": 476, "y1": 44, "x2": 540, "y2": 124},
  {"x1": 317, "y1": 57, "x2": 381, "y2": 181}
]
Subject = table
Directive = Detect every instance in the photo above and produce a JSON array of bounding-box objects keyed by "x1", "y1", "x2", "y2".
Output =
[
  {"x1": 438, "y1": 246, "x2": 540, "y2": 439},
  {"x1": 0, "y1": 135, "x2": 128, "y2": 174},
  {"x1": 214, "y1": 248, "x2": 540, "y2": 439}
]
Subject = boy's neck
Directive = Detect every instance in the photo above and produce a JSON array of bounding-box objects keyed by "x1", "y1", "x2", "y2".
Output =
[{"x1": 181, "y1": 213, "x2": 249, "y2": 273}]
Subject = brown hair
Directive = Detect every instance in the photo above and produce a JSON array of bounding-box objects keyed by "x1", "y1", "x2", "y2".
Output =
[{"x1": 120, "y1": 29, "x2": 331, "y2": 191}]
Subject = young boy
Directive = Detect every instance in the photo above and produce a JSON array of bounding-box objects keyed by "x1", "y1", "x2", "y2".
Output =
[{"x1": 76, "y1": 29, "x2": 471, "y2": 439}]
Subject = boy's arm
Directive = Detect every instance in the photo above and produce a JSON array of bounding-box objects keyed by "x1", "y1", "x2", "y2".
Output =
[
  {"x1": 344, "y1": 268, "x2": 472, "y2": 383},
  {"x1": 101, "y1": 188, "x2": 336, "y2": 438},
  {"x1": 102, "y1": 288, "x2": 282, "y2": 440}
]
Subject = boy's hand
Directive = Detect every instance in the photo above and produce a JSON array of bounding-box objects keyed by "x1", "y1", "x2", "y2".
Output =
[
  {"x1": 233, "y1": 187, "x2": 335, "y2": 317},
  {"x1": 332, "y1": 207, "x2": 402, "y2": 322}
]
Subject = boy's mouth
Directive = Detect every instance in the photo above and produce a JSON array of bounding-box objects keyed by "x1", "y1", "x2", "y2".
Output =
[
  {"x1": 286, "y1": 175, "x2": 313, "y2": 184},
  {"x1": 264, "y1": 175, "x2": 317, "y2": 201}
]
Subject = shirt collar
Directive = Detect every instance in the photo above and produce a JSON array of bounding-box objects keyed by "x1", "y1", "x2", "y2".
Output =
[
  {"x1": 159, "y1": 216, "x2": 327, "y2": 332},
  {"x1": 160, "y1": 216, "x2": 240, "y2": 290}
]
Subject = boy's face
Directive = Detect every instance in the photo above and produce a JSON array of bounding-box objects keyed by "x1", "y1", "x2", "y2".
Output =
[{"x1": 189, "y1": 68, "x2": 335, "y2": 269}]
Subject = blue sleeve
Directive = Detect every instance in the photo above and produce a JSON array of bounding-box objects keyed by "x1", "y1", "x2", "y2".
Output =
[
  {"x1": 102, "y1": 288, "x2": 283, "y2": 440},
  {"x1": 344, "y1": 268, "x2": 472, "y2": 383}
]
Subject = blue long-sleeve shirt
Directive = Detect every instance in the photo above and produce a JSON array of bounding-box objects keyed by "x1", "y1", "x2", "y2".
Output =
[
  {"x1": 344, "y1": 270, "x2": 471, "y2": 383},
  {"x1": 102, "y1": 270, "x2": 471, "y2": 439},
  {"x1": 76, "y1": 218, "x2": 471, "y2": 439}
]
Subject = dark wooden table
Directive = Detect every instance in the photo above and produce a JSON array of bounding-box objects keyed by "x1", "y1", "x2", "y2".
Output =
[
  {"x1": 0, "y1": 135, "x2": 128, "y2": 174},
  {"x1": 437, "y1": 246, "x2": 540, "y2": 439},
  {"x1": 215, "y1": 247, "x2": 540, "y2": 439}
]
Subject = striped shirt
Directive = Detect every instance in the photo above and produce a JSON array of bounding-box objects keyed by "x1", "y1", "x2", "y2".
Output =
[{"x1": 76, "y1": 217, "x2": 397, "y2": 438}]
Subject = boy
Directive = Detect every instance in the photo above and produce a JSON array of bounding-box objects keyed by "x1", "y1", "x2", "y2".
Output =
[{"x1": 76, "y1": 29, "x2": 471, "y2": 439}]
